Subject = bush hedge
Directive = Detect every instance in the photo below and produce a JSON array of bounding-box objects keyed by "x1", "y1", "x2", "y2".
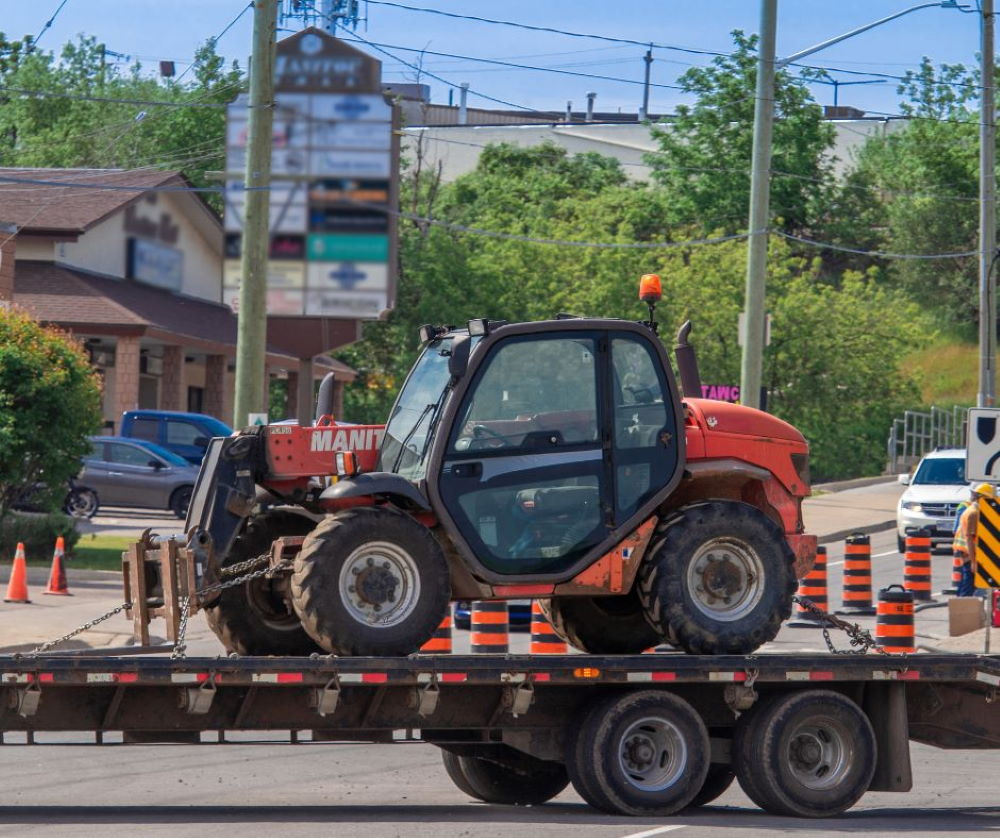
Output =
[{"x1": 0, "y1": 512, "x2": 80, "y2": 563}]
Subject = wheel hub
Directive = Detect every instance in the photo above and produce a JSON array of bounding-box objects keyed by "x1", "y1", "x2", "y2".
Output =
[
  {"x1": 786, "y1": 721, "x2": 852, "y2": 790},
  {"x1": 687, "y1": 538, "x2": 765, "y2": 622},
  {"x1": 617, "y1": 718, "x2": 687, "y2": 792},
  {"x1": 355, "y1": 562, "x2": 399, "y2": 607},
  {"x1": 623, "y1": 736, "x2": 656, "y2": 771}
]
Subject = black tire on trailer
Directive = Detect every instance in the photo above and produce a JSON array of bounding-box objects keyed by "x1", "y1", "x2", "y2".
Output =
[
  {"x1": 687, "y1": 763, "x2": 736, "y2": 808},
  {"x1": 538, "y1": 588, "x2": 660, "y2": 654},
  {"x1": 203, "y1": 511, "x2": 322, "y2": 656},
  {"x1": 733, "y1": 689, "x2": 877, "y2": 818},
  {"x1": 290, "y1": 507, "x2": 451, "y2": 656},
  {"x1": 441, "y1": 749, "x2": 570, "y2": 805},
  {"x1": 637, "y1": 501, "x2": 796, "y2": 655},
  {"x1": 565, "y1": 690, "x2": 710, "y2": 816}
]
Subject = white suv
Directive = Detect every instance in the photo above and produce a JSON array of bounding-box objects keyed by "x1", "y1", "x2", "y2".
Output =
[{"x1": 896, "y1": 448, "x2": 970, "y2": 553}]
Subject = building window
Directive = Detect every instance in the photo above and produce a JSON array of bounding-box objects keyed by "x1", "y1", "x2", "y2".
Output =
[{"x1": 188, "y1": 386, "x2": 204, "y2": 413}]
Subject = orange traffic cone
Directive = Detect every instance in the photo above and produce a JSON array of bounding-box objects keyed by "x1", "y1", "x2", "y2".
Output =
[
  {"x1": 43, "y1": 536, "x2": 71, "y2": 596},
  {"x1": 4, "y1": 542, "x2": 31, "y2": 603}
]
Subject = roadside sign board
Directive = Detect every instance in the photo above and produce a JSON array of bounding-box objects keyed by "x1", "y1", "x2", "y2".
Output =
[
  {"x1": 975, "y1": 496, "x2": 1000, "y2": 588},
  {"x1": 966, "y1": 407, "x2": 1000, "y2": 482},
  {"x1": 224, "y1": 28, "x2": 398, "y2": 321}
]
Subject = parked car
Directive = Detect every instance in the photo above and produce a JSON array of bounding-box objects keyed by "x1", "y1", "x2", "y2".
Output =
[
  {"x1": 78, "y1": 437, "x2": 201, "y2": 519},
  {"x1": 120, "y1": 410, "x2": 233, "y2": 466},
  {"x1": 896, "y1": 447, "x2": 970, "y2": 553}
]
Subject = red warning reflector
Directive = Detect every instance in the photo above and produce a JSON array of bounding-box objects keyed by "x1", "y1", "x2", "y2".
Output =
[{"x1": 362, "y1": 673, "x2": 388, "y2": 684}]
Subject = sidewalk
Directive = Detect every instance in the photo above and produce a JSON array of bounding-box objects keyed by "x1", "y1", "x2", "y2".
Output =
[{"x1": 803, "y1": 476, "x2": 902, "y2": 544}]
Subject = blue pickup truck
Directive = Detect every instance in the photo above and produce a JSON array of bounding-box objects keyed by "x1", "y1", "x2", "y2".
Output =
[{"x1": 119, "y1": 410, "x2": 233, "y2": 465}]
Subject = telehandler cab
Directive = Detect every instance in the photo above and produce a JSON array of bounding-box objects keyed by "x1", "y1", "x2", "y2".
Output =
[{"x1": 184, "y1": 275, "x2": 815, "y2": 657}]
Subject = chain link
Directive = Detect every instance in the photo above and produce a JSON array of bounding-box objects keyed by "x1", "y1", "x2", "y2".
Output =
[{"x1": 792, "y1": 595, "x2": 891, "y2": 656}]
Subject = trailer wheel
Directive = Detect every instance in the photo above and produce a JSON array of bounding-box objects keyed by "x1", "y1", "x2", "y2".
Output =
[
  {"x1": 441, "y1": 750, "x2": 569, "y2": 805},
  {"x1": 290, "y1": 507, "x2": 450, "y2": 656},
  {"x1": 734, "y1": 689, "x2": 876, "y2": 818},
  {"x1": 638, "y1": 501, "x2": 795, "y2": 655},
  {"x1": 687, "y1": 763, "x2": 735, "y2": 808},
  {"x1": 539, "y1": 589, "x2": 659, "y2": 654},
  {"x1": 566, "y1": 690, "x2": 709, "y2": 816},
  {"x1": 204, "y1": 511, "x2": 321, "y2": 656}
]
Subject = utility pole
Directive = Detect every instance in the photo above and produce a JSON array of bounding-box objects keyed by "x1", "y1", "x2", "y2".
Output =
[
  {"x1": 739, "y1": 0, "x2": 777, "y2": 410},
  {"x1": 234, "y1": 0, "x2": 278, "y2": 428},
  {"x1": 640, "y1": 47, "x2": 653, "y2": 120},
  {"x1": 980, "y1": 0, "x2": 997, "y2": 408}
]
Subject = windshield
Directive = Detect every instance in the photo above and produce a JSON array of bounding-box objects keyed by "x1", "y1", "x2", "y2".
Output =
[
  {"x1": 378, "y1": 337, "x2": 457, "y2": 481},
  {"x1": 134, "y1": 440, "x2": 191, "y2": 468},
  {"x1": 913, "y1": 456, "x2": 966, "y2": 486}
]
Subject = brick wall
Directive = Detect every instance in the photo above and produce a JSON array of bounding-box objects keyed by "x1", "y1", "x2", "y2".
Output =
[
  {"x1": 161, "y1": 346, "x2": 185, "y2": 411},
  {"x1": 0, "y1": 235, "x2": 14, "y2": 302},
  {"x1": 113, "y1": 336, "x2": 141, "y2": 429}
]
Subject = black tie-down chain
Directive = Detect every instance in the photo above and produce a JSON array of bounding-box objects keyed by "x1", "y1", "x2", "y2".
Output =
[
  {"x1": 20, "y1": 552, "x2": 281, "y2": 659},
  {"x1": 792, "y1": 594, "x2": 891, "y2": 656}
]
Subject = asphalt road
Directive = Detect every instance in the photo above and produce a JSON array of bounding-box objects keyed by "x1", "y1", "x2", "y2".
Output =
[{"x1": 4, "y1": 493, "x2": 1000, "y2": 834}]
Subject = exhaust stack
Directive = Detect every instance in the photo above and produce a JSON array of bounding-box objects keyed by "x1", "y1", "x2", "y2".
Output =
[{"x1": 674, "y1": 320, "x2": 702, "y2": 399}]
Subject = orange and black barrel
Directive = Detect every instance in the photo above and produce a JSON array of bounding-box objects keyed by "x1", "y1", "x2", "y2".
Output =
[
  {"x1": 787, "y1": 545, "x2": 828, "y2": 628},
  {"x1": 470, "y1": 600, "x2": 509, "y2": 653},
  {"x1": 529, "y1": 601, "x2": 567, "y2": 654},
  {"x1": 945, "y1": 551, "x2": 962, "y2": 596},
  {"x1": 903, "y1": 528, "x2": 935, "y2": 602},
  {"x1": 837, "y1": 533, "x2": 875, "y2": 616},
  {"x1": 876, "y1": 584, "x2": 915, "y2": 653},
  {"x1": 419, "y1": 612, "x2": 453, "y2": 654}
]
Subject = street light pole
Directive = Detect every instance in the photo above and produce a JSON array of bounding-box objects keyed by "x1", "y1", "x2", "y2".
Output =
[
  {"x1": 740, "y1": 1, "x2": 966, "y2": 411},
  {"x1": 979, "y1": 0, "x2": 996, "y2": 408}
]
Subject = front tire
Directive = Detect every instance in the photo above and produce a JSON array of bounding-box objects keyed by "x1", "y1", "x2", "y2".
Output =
[
  {"x1": 290, "y1": 507, "x2": 451, "y2": 656},
  {"x1": 638, "y1": 501, "x2": 795, "y2": 655},
  {"x1": 441, "y1": 750, "x2": 569, "y2": 805},
  {"x1": 169, "y1": 485, "x2": 193, "y2": 519},
  {"x1": 539, "y1": 589, "x2": 659, "y2": 654},
  {"x1": 734, "y1": 689, "x2": 876, "y2": 817},
  {"x1": 203, "y1": 511, "x2": 321, "y2": 656}
]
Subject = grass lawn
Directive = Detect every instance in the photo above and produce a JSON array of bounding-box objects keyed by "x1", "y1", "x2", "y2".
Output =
[{"x1": 69, "y1": 534, "x2": 132, "y2": 571}]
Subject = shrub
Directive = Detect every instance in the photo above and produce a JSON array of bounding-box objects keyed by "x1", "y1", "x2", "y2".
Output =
[{"x1": 0, "y1": 512, "x2": 81, "y2": 563}]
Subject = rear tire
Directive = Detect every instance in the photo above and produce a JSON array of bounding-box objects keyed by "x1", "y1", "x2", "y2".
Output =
[
  {"x1": 565, "y1": 690, "x2": 709, "y2": 816},
  {"x1": 687, "y1": 763, "x2": 735, "y2": 808},
  {"x1": 203, "y1": 511, "x2": 321, "y2": 656},
  {"x1": 734, "y1": 690, "x2": 876, "y2": 817},
  {"x1": 638, "y1": 501, "x2": 795, "y2": 655},
  {"x1": 169, "y1": 485, "x2": 193, "y2": 520},
  {"x1": 539, "y1": 589, "x2": 659, "y2": 654},
  {"x1": 441, "y1": 749, "x2": 569, "y2": 805},
  {"x1": 290, "y1": 507, "x2": 450, "y2": 656},
  {"x1": 64, "y1": 487, "x2": 99, "y2": 519}
]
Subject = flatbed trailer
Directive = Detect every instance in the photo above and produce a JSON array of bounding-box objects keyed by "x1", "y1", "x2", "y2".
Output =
[{"x1": 2, "y1": 651, "x2": 1000, "y2": 818}]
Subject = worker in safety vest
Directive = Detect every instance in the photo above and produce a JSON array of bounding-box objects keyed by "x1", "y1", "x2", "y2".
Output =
[{"x1": 954, "y1": 483, "x2": 996, "y2": 596}]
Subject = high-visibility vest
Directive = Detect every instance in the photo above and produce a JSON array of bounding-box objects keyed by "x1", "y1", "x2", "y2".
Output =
[{"x1": 954, "y1": 503, "x2": 977, "y2": 554}]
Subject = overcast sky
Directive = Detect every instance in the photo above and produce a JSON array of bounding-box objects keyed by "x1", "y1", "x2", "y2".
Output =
[{"x1": 1, "y1": 1, "x2": 986, "y2": 116}]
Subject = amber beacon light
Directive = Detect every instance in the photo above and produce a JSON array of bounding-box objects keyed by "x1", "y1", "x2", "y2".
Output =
[{"x1": 639, "y1": 273, "x2": 662, "y2": 302}]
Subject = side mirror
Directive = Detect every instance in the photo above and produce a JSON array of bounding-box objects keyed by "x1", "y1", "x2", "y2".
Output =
[
  {"x1": 193, "y1": 436, "x2": 210, "y2": 448},
  {"x1": 449, "y1": 334, "x2": 471, "y2": 379},
  {"x1": 897, "y1": 474, "x2": 911, "y2": 485},
  {"x1": 149, "y1": 460, "x2": 165, "y2": 470}
]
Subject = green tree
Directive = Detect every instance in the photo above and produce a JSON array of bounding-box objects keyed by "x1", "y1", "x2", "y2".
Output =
[
  {"x1": 644, "y1": 31, "x2": 835, "y2": 236},
  {"x1": 0, "y1": 307, "x2": 102, "y2": 519}
]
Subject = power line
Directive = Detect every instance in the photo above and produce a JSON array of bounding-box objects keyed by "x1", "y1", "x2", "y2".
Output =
[
  {"x1": 33, "y1": 0, "x2": 71, "y2": 48},
  {"x1": 0, "y1": 86, "x2": 229, "y2": 108},
  {"x1": 775, "y1": 230, "x2": 976, "y2": 260},
  {"x1": 175, "y1": 2, "x2": 254, "y2": 84}
]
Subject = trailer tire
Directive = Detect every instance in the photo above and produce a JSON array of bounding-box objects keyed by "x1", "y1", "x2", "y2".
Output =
[
  {"x1": 204, "y1": 511, "x2": 321, "y2": 656},
  {"x1": 441, "y1": 750, "x2": 569, "y2": 805},
  {"x1": 638, "y1": 501, "x2": 795, "y2": 655},
  {"x1": 734, "y1": 689, "x2": 876, "y2": 818},
  {"x1": 566, "y1": 690, "x2": 709, "y2": 816},
  {"x1": 291, "y1": 507, "x2": 450, "y2": 656},
  {"x1": 687, "y1": 763, "x2": 735, "y2": 808},
  {"x1": 538, "y1": 589, "x2": 660, "y2": 654}
]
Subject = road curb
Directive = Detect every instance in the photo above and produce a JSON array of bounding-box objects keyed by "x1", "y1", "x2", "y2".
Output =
[{"x1": 817, "y1": 519, "x2": 896, "y2": 546}]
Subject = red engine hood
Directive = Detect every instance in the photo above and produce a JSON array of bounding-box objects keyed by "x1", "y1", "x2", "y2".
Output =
[{"x1": 684, "y1": 398, "x2": 806, "y2": 445}]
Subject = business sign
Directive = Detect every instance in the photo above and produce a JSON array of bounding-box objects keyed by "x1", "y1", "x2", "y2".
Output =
[
  {"x1": 127, "y1": 237, "x2": 183, "y2": 292},
  {"x1": 224, "y1": 28, "x2": 397, "y2": 324}
]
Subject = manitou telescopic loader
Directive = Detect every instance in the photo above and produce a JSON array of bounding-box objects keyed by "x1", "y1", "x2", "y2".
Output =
[{"x1": 176, "y1": 274, "x2": 815, "y2": 657}]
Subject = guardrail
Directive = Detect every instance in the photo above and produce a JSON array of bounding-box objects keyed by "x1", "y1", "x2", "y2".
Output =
[{"x1": 886, "y1": 406, "x2": 968, "y2": 474}]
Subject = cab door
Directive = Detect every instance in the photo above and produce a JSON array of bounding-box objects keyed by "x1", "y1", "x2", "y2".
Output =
[{"x1": 436, "y1": 331, "x2": 608, "y2": 576}]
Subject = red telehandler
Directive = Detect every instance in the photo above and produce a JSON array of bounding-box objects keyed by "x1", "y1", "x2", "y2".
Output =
[{"x1": 173, "y1": 275, "x2": 814, "y2": 657}]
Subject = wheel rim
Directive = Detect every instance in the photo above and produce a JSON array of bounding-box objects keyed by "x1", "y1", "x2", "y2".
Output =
[
  {"x1": 785, "y1": 716, "x2": 854, "y2": 791},
  {"x1": 66, "y1": 491, "x2": 97, "y2": 518},
  {"x1": 244, "y1": 577, "x2": 300, "y2": 632},
  {"x1": 617, "y1": 716, "x2": 688, "y2": 792},
  {"x1": 173, "y1": 488, "x2": 191, "y2": 515},
  {"x1": 686, "y1": 537, "x2": 765, "y2": 622},
  {"x1": 338, "y1": 540, "x2": 421, "y2": 627}
]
